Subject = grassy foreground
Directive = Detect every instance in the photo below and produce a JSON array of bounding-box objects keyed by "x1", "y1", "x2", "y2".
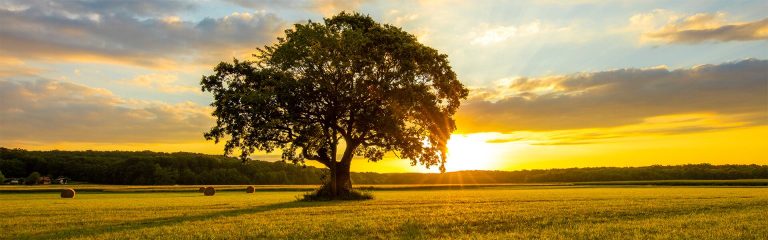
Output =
[{"x1": 1, "y1": 185, "x2": 767, "y2": 239}]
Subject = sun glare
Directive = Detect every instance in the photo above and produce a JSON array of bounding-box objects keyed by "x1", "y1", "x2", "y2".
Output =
[{"x1": 444, "y1": 134, "x2": 502, "y2": 172}]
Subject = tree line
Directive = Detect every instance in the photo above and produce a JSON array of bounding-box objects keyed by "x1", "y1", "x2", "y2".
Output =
[
  {"x1": 1, "y1": 148, "x2": 766, "y2": 185},
  {"x1": 0, "y1": 148, "x2": 325, "y2": 185}
]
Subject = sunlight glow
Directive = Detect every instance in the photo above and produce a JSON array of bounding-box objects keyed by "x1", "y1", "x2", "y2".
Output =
[{"x1": 444, "y1": 133, "x2": 503, "y2": 172}]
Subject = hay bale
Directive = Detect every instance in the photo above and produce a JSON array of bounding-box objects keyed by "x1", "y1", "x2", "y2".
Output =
[
  {"x1": 198, "y1": 187, "x2": 205, "y2": 193},
  {"x1": 203, "y1": 186, "x2": 215, "y2": 196},
  {"x1": 246, "y1": 186, "x2": 255, "y2": 193},
  {"x1": 60, "y1": 188, "x2": 76, "y2": 198}
]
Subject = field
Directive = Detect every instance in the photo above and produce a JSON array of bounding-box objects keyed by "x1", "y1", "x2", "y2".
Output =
[{"x1": 1, "y1": 184, "x2": 767, "y2": 239}]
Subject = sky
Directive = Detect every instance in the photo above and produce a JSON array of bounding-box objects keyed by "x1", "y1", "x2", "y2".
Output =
[{"x1": 0, "y1": 0, "x2": 766, "y2": 173}]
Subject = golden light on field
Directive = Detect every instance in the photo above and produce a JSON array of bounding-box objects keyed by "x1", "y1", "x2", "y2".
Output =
[{"x1": 444, "y1": 134, "x2": 503, "y2": 172}]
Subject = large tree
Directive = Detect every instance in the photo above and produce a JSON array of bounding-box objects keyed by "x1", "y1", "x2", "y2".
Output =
[{"x1": 201, "y1": 12, "x2": 468, "y2": 198}]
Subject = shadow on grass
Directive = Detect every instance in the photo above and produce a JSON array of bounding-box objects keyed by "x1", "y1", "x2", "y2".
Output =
[{"x1": 23, "y1": 200, "x2": 339, "y2": 239}]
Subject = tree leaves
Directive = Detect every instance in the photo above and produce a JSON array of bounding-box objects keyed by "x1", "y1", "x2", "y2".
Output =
[{"x1": 202, "y1": 12, "x2": 468, "y2": 173}]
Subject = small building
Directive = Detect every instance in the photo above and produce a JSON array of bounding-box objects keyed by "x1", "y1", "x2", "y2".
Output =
[
  {"x1": 54, "y1": 177, "x2": 70, "y2": 184},
  {"x1": 4, "y1": 178, "x2": 24, "y2": 185},
  {"x1": 38, "y1": 176, "x2": 51, "y2": 185}
]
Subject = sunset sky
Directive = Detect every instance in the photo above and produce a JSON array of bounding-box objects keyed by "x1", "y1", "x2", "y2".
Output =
[{"x1": 0, "y1": 0, "x2": 766, "y2": 172}]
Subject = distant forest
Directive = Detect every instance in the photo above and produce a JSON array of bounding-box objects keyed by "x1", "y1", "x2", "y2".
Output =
[{"x1": 1, "y1": 148, "x2": 767, "y2": 185}]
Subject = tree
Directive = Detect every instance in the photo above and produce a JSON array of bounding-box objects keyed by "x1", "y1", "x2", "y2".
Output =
[
  {"x1": 0, "y1": 170, "x2": 5, "y2": 184},
  {"x1": 25, "y1": 171, "x2": 40, "y2": 185},
  {"x1": 201, "y1": 12, "x2": 468, "y2": 199},
  {"x1": 153, "y1": 164, "x2": 178, "y2": 185}
]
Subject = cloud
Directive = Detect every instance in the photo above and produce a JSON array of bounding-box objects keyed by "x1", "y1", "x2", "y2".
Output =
[
  {"x1": 631, "y1": 10, "x2": 768, "y2": 44},
  {"x1": 0, "y1": 2, "x2": 285, "y2": 68},
  {"x1": 469, "y1": 21, "x2": 570, "y2": 45},
  {"x1": 484, "y1": 137, "x2": 525, "y2": 144},
  {"x1": 0, "y1": 56, "x2": 41, "y2": 77},
  {"x1": 226, "y1": 0, "x2": 371, "y2": 16},
  {"x1": 0, "y1": 78, "x2": 214, "y2": 144},
  {"x1": 456, "y1": 59, "x2": 768, "y2": 133},
  {"x1": 482, "y1": 111, "x2": 759, "y2": 146},
  {"x1": 121, "y1": 73, "x2": 199, "y2": 94},
  {"x1": 0, "y1": 0, "x2": 198, "y2": 17}
]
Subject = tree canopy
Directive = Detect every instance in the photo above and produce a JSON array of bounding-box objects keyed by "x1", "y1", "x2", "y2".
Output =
[{"x1": 201, "y1": 12, "x2": 468, "y2": 198}]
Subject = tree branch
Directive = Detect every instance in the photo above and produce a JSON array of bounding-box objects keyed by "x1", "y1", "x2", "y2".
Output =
[
  {"x1": 340, "y1": 140, "x2": 360, "y2": 164},
  {"x1": 302, "y1": 146, "x2": 330, "y2": 167}
]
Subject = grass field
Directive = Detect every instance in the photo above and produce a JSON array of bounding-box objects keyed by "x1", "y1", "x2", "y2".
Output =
[{"x1": 1, "y1": 184, "x2": 767, "y2": 239}]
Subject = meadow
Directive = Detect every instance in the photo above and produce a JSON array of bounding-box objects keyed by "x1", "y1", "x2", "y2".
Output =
[{"x1": 1, "y1": 184, "x2": 767, "y2": 239}]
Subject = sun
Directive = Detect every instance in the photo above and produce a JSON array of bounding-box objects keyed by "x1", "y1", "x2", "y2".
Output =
[{"x1": 443, "y1": 134, "x2": 501, "y2": 172}]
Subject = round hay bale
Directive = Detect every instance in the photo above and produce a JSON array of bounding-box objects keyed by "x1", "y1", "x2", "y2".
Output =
[
  {"x1": 60, "y1": 188, "x2": 76, "y2": 198},
  {"x1": 203, "y1": 186, "x2": 215, "y2": 196},
  {"x1": 246, "y1": 186, "x2": 255, "y2": 193},
  {"x1": 198, "y1": 187, "x2": 205, "y2": 193}
]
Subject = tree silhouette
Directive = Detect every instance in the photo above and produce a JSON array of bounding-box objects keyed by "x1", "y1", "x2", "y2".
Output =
[{"x1": 201, "y1": 12, "x2": 468, "y2": 199}]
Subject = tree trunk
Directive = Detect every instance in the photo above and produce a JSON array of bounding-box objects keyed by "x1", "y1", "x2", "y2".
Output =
[
  {"x1": 317, "y1": 141, "x2": 357, "y2": 199},
  {"x1": 334, "y1": 161, "x2": 352, "y2": 195},
  {"x1": 330, "y1": 160, "x2": 337, "y2": 197}
]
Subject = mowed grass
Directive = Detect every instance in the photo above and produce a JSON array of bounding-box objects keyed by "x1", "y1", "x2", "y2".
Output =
[{"x1": 1, "y1": 186, "x2": 767, "y2": 239}]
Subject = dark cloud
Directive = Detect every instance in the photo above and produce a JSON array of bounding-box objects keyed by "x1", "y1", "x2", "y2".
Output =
[
  {"x1": 0, "y1": 1, "x2": 285, "y2": 67},
  {"x1": 456, "y1": 59, "x2": 768, "y2": 133},
  {"x1": 0, "y1": 78, "x2": 213, "y2": 144},
  {"x1": 0, "y1": 0, "x2": 198, "y2": 17}
]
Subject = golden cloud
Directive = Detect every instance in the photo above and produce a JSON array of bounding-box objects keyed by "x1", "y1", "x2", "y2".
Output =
[
  {"x1": 633, "y1": 11, "x2": 768, "y2": 43},
  {"x1": 121, "y1": 73, "x2": 199, "y2": 94},
  {"x1": 456, "y1": 59, "x2": 768, "y2": 133},
  {"x1": 485, "y1": 112, "x2": 761, "y2": 146},
  {"x1": 0, "y1": 78, "x2": 214, "y2": 145}
]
